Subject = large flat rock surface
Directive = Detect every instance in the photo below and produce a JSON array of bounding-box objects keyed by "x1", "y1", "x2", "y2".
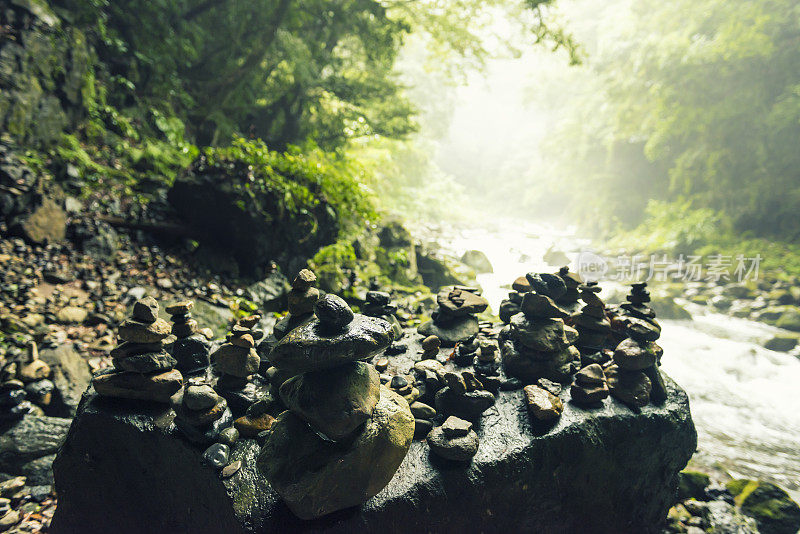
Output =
[{"x1": 51, "y1": 337, "x2": 696, "y2": 534}]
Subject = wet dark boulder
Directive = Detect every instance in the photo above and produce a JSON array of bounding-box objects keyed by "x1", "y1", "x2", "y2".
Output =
[
  {"x1": 168, "y1": 157, "x2": 339, "y2": 278},
  {"x1": 0, "y1": 415, "x2": 71, "y2": 485},
  {"x1": 51, "y1": 364, "x2": 695, "y2": 534}
]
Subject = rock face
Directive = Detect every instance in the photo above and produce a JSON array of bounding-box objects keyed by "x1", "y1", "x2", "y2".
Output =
[{"x1": 51, "y1": 373, "x2": 696, "y2": 533}]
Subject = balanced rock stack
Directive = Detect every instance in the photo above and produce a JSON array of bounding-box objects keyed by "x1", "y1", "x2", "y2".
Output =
[
  {"x1": 569, "y1": 363, "x2": 610, "y2": 406},
  {"x1": 94, "y1": 296, "x2": 183, "y2": 403},
  {"x1": 258, "y1": 294, "x2": 414, "y2": 520},
  {"x1": 434, "y1": 369, "x2": 495, "y2": 421},
  {"x1": 362, "y1": 290, "x2": 403, "y2": 342},
  {"x1": 500, "y1": 273, "x2": 581, "y2": 384},
  {"x1": 556, "y1": 266, "x2": 582, "y2": 307},
  {"x1": 273, "y1": 269, "x2": 319, "y2": 340},
  {"x1": 606, "y1": 282, "x2": 667, "y2": 408},
  {"x1": 362, "y1": 290, "x2": 397, "y2": 319},
  {"x1": 15, "y1": 342, "x2": 52, "y2": 414},
  {"x1": 166, "y1": 300, "x2": 210, "y2": 374},
  {"x1": 420, "y1": 335, "x2": 441, "y2": 360},
  {"x1": 418, "y1": 286, "x2": 489, "y2": 347},
  {"x1": 172, "y1": 381, "x2": 232, "y2": 444},
  {"x1": 452, "y1": 334, "x2": 480, "y2": 366},
  {"x1": 210, "y1": 315, "x2": 262, "y2": 412},
  {"x1": 427, "y1": 415, "x2": 480, "y2": 462},
  {"x1": 474, "y1": 338, "x2": 500, "y2": 378},
  {"x1": 0, "y1": 379, "x2": 35, "y2": 421},
  {"x1": 571, "y1": 283, "x2": 612, "y2": 352},
  {"x1": 498, "y1": 276, "x2": 530, "y2": 323}
]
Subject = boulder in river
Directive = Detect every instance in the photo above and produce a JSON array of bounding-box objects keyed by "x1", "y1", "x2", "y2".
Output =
[
  {"x1": 50, "y1": 368, "x2": 696, "y2": 533},
  {"x1": 460, "y1": 250, "x2": 493, "y2": 273}
]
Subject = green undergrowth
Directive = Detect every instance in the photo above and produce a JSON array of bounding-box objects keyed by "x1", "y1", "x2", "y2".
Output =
[
  {"x1": 201, "y1": 137, "x2": 377, "y2": 234},
  {"x1": 605, "y1": 200, "x2": 800, "y2": 279}
]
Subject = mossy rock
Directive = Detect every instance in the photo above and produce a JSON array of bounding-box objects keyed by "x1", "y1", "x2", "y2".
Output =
[
  {"x1": 775, "y1": 310, "x2": 800, "y2": 332},
  {"x1": 763, "y1": 334, "x2": 799, "y2": 352},
  {"x1": 676, "y1": 470, "x2": 710, "y2": 501},
  {"x1": 727, "y1": 479, "x2": 800, "y2": 534},
  {"x1": 650, "y1": 294, "x2": 692, "y2": 320}
]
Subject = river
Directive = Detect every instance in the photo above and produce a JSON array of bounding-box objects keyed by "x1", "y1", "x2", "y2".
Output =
[{"x1": 421, "y1": 218, "x2": 800, "y2": 497}]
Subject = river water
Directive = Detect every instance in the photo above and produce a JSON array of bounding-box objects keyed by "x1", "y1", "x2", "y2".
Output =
[{"x1": 422, "y1": 219, "x2": 800, "y2": 497}]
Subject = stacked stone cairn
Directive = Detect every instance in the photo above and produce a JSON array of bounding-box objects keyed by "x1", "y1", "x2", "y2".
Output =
[
  {"x1": 426, "y1": 415, "x2": 480, "y2": 462},
  {"x1": 167, "y1": 300, "x2": 211, "y2": 375},
  {"x1": 362, "y1": 290, "x2": 397, "y2": 319},
  {"x1": 500, "y1": 273, "x2": 581, "y2": 384},
  {"x1": 94, "y1": 297, "x2": 183, "y2": 403},
  {"x1": 498, "y1": 276, "x2": 530, "y2": 323},
  {"x1": 555, "y1": 267, "x2": 582, "y2": 309},
  {"x1": 210, "y1": 315, "x2": 262, "y2": 413},
  {"x1": 571, "y1": 282, "x2": 612, "y2": 354},
  {"x1": 452, "y1": 334, "x2": 480, "y2": 366},
  {"x1": 0, "y1": 343, "x2": 44, "y2": 420},
  {"x1": 273, "y1": 269, "x2": 320, "y2": 340},
  {"x1": 474, "y1": 338, "x2": 500, "y2": 378},
  {"x1": 2, "y1": 341, "x2": 52, "y2": 418},
  {"x1": 420, "y1": 334, "x2": 441, "y2": 360},
  {"x1": 257, "y1": 294, "x2": 414, "y2": 520},
  {"x1": 362, "y1": 290, "x2": 406, "y2": 354},
  {"x1": 418, "y1": 286, "x2": 489, "y2": 347},
  {"x1": 172, "y1": 381, "x2": 232, "y2": 445},
  {"x1": 605, "y1": 282, "x2": 667, "y2": 409},
  {"x1": 569, "y1": 363, "x2": 610, "y2": 406},
  {"x1": 434, "y1": 369, "x2": 495, "y2": 422}
]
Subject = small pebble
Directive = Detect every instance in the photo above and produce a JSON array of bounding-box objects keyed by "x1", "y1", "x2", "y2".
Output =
[
  {"x1": 202, "y1": 443, "x2": 230, "y2": 468},
  {"x1": 390, "y1": 375, "x2": 408, "y2": 389},
  {"x1": 221, "y1": 460, "x2": 241, "y2": 478}
]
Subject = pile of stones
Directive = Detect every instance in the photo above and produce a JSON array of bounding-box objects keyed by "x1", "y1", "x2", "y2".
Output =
[
  {"x1": 93, "y1": 297, "x2": 183, "y2": 403},
  {"x1": 452, "y1": 334, "x2": 480, "y2": 366},
  {"x1": 426, "y1": 416, "x2": 479, "y2": 462},
  {"x1": 258, "y1": 294, "x2": 414, "y2": 520},
  {"x1": 557, "y1": 266, "x2": 582, "y2": 306},
  {"x1": 172, "y1": 381, "x2": 232, "y2": 445},
  {"x1": 434, "y1": 369, "x2": 495, "y2": 422},
  {"x1": 418, "y1": 286, "x2": 489, "y2": 346},
  {"x1": 273, "y1": 269, "x2": 319, "y2": 340},
  {"x1": 409, "y1": 398, "x2": 437, "y2": 440},
  {"x1": 499, "y1": 268, "x2": 582, "y2": 323},
  {"x1": 0, "y1": 342, "x2": 50, "y2": 420},
  {"x1": 420, "y1": 334, "x2": 441, "y2": 359},
  {"x1": 571, "y1": 283, "x2": 612, "y2": 353},
  {"x1": 605, "y1": 282, "x2": 668, "y2": 409},
  {"x1": 500, "y1": 272, "x2": 581, "y2": 384},
  {"x1": 569, "y1": 363, "x2": 610, "y2": 406},
  {"x1": 210, "y1": 315, "x2": 262, "y2": 413},
  {"x1": 363, "y1": 290, "x2": 404, "y2": 346},
  {"x1": 167, "y1": 300, "x2": 210, "y2": 374},
  {"x1": 362, "y1": 290, "x2": 397, "y2": 319}
]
